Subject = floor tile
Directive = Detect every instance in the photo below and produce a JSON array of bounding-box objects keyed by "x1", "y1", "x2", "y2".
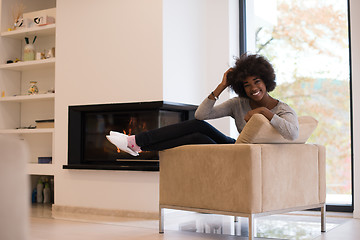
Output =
[{"x1": 29, "y1": 205, "x2": 354, "y2": 240}]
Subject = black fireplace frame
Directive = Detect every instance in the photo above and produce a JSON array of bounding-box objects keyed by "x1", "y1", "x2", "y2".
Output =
[{"x1": 63, "y1": 101, "x2": 197, "y2": 171}]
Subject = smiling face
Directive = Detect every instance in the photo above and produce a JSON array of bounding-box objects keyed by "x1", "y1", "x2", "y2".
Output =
[{"x1": 243, "y1": 76, "x2": 268, "y2": 102}]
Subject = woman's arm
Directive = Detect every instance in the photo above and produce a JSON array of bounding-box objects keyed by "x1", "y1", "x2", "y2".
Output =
[
  {"x1": 195, "y1": 69, "x2": 235, "y2": 120},
  {"x1": 270, "y1": 108, "x2": 299, "y2": 141},
  {"x1": 195, "y1": 97, "x2": 235, "y2": 120},
  {"x1": 207, "y1": 68, "x2": 232, "y2": 100},
  {"x1": 244, "y1": 107, "x2": 274, "y2": 122},
  {"x1": 244, "y1": 103, "x2": 299, "y2": 141}
]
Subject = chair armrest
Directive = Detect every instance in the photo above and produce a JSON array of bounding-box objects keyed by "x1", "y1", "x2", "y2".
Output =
[
  {"x1": 159, "y1": 144, "x2": 262, "y2": 213},
  {"x1": 315, "y1": 144, "x2": 326, "y2": 203},
  {"x1": 259, "y1": 143, "x2": 322, "y2": 212}
]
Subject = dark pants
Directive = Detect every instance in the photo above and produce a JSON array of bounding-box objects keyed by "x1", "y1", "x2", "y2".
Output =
[{"x1": 135, "y1": 119, "x2": 235, "y2": 151}]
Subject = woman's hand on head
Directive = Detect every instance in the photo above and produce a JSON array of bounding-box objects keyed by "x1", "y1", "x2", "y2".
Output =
[
  {"x1": 220, "y1": 68, "x2": 233, "y2": 88},
  {"x1": 209, "y1": 68, "x2": 234, "y2": 101}
]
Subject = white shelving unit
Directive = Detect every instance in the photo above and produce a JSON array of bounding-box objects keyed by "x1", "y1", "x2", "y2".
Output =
[
  {"x1": 0, "y1": 93, "x2": 55, "y2": 102},
  {"x1": 28, "y1": 162, "x2": 55, "y2": 175},
  {"x1": 0, "y1": 128, "x2": 54, "y2": 134},
  {"x1": 0, "y1": 0, "x2": 56, "y2": 183},
  {"x1": 1, "y1": 23, "x2": 56, "y2": 39},
  {"x1": 0, "y1": 58, "x2": 55, "y2": 71}
]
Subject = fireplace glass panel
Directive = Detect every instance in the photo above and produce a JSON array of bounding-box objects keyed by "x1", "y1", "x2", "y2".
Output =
[
  {"x1": 65, "y1": 101, "x2": 197, "y2": 171},
  {"x1": 83, "y1": 110, "x2": 182, "y2": 161}
]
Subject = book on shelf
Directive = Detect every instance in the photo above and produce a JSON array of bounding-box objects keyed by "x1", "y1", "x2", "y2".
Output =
[{"x1": 35, "y1": 119, "x2": 54, "y2": 128}]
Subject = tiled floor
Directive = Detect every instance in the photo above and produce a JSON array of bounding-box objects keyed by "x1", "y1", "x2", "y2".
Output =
[{"x1": 29, "y1": 204, "x2": 360, "y2": 240}]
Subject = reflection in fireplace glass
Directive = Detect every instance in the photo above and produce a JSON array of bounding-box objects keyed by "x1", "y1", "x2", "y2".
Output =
[{"x1": 83, "y1": 110, "x2": 182, "y2": 161}]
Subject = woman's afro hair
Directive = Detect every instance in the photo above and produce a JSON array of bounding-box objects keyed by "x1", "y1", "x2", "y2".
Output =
[{"x1": 226, "y1": 53, "x2": 276, "y2": 98}]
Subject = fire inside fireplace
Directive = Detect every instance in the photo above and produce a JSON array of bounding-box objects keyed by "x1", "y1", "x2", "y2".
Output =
[{"x1": 64, "y1": 101, "x2": 197, "y2": 171}]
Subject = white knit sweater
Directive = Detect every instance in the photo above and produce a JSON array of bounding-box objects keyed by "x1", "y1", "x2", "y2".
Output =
[{"x1": 195, "y1": 97, "x2": 299, "y2": 140}]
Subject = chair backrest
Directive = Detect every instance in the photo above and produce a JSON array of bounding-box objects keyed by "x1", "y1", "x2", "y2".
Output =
[{"x1": 236, "y1": 114, "x2": 318, "y2": 144}]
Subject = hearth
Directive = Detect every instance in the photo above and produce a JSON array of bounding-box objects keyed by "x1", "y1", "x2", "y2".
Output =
[{"x1": 64, "y1": 101, "x2": 197, "y2": 171}]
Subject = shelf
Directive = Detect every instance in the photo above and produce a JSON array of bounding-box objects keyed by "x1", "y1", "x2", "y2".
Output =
[
  {"x1": 28, "y1": 163, "x2": 55, "y2": 175},
  {"x1": 0, "y1": 128, "x2": 54, "y2": 134},
  {"x1": 0, "y1": 93, "x2": 55, "y2": 102},
  {"x1": 0, "y1": 58, "x2": 55, "y2": 71},
  {"x1": 0, "y1": 3, "x2": 56, "y2": 178},
  {"x1": 1, "y1": 24, "x2": 56, "y2": 39}
]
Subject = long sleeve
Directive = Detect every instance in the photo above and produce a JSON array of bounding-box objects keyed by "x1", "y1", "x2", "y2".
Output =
[
  {"x1": 195, "y1": 97, "x2": 236, "y2": 120},
  {"x1": 270, "y1": 106, "x2": 299, "y2": 140},
  {"x1": 195, "y1": 97, "x2": 251, "y2": 134},
  {"x1": 195, "y1": 96, "x2": 299, "y2": 140}
]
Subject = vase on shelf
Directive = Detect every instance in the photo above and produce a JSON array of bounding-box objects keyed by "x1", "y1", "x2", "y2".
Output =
[
  {"x1": 28, "y1": 81, "x2": 39, "y2": 95},
  {"x1": 24, "y1": 43, "x2": 35, "y2": 61}
]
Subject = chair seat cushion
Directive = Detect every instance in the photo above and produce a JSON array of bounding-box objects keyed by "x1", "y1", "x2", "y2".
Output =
[{"x1": 236, "y1": 114, "x2": 318, "y2": 144}]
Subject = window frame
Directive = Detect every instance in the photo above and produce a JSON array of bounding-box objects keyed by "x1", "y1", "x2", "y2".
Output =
[{"x1": 238, "y1": 0, "x2": 354, "y2": 212}]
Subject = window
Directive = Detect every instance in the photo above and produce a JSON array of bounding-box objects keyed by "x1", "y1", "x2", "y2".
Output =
[{"x1": 242, "y1": 0, "x2": 352, "y2": 210}]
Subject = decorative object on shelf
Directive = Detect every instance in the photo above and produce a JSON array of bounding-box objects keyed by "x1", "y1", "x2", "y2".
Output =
[
  {"x1": 33, "y1": 177, "x2": 53, "y2": 204},
  {"x1": 32, "y1": 188, "x2": 37, "y2": 203},
  {"x1": 35, "y1": 119, "x2": 54, "y2": 128},
  {"x1": 38, "y1": 157, "x2": 52, "y2": 164},
  {"x1": 23, "y1": 42, "x2": 35, "y2": 61},
  {"x1": 24, "y1": 36, "x2": 37, "y2": 61},
  {"x1": 36, "y1": 51, "x2": 45, "y2": 60},
  {"x1": 46, "y1": 47, "x2": 55, "y2": 58},
  {"x1": 16, "y1": 125, "x2": 36, "y2": 129},
  {"x1": 43, "y1": 183, "x2": 51, "y2": 203},
  {"x1": 14, "y1": 17, "x2": 24, "y2": 28},
  {"x1": 36, "y1": 179, "x2": 44, "y2": 203},
  {"x1": 23, "y1": 8, "x2": 56, "y2": 28},
  {"x1": 27, "y1": 81, "x2": 39, "y2": 95},
  {"x1": 50, "y1": 178, "x2": 54, "y2": 203},
  {"x1": 47, "y1": 88, "x2": 55, "y2": 93},
  {"x1": 6, "y1": 60, "x2": 13, "y2": 64},
  {"x1": 34, "y1": 15, "x2": 55, "y2": 26},
  {"x1": 35, "y1": 47, "x2": 55, "y2": 60},
  {"x1": 1, "y1": 91, "x2": 4, "y2": 97},
  {"x1": 11, "y1": 3, "x2": 25, "y2": 30}
]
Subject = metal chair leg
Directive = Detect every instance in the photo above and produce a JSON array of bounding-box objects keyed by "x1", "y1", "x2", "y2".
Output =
[
  {"x1": 159, "y1": 207, "x2": 164, "y2": 233},
  {"x1": 321, "y1": 204, "x2": 326, "y2": 232},
  {"x1": 248, "y1": 214, "x2": 254, "y2": 240}
]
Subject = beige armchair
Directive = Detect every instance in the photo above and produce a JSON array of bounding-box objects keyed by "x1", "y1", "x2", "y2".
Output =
[{"x1": 159, "y1": 114, "x2": 326, "y2": 240}]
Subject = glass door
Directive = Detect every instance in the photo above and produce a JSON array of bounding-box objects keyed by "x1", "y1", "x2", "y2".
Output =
[{"x1": 244, "y1": 0, "x2": 352, "y2": 210}]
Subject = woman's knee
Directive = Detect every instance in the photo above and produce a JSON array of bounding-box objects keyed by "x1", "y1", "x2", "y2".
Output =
[
  {"x1": 186, "y1": 132, "x2": 216, "y2": 144},
  {"x1": 188, "y1": 119, "x2": 211, "y2": 128}
]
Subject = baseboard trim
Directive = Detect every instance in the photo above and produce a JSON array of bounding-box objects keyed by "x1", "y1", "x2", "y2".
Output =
[
  {"x1": 52, "y1": 204, "x2": 158, "y2": 220},
  {"x1": 353, "y1": 209, "x2": 360, "y2": 219}
]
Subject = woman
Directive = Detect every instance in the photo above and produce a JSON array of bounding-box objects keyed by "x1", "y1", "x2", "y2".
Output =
[{"x1": 106, "y1": 53, "x2": 299, "y2": 156}]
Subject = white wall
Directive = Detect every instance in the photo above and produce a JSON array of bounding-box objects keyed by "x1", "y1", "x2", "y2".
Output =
[
  {"x1": 54, "y1": 0, "x2": 238, "y2": 214},
  {"x1": 56, "y1": 0, "x2": 164, "y2": 105},
  {"x1": 163, "y1": 0, "x2": 208, "y2": 105},
  {"x1": 55, "y1": 0, "x2": 163, "y2": 213},
  {"x1": 350, "y1": 0, "x2": 360, "y2": 218},
  {"x1": 163, "y1": 0, "x2": 239, "y2": 134}
]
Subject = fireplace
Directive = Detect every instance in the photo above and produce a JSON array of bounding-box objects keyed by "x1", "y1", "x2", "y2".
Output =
[{"x1": 63, "y1": 101, "x2": 197, "y2": 171}]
